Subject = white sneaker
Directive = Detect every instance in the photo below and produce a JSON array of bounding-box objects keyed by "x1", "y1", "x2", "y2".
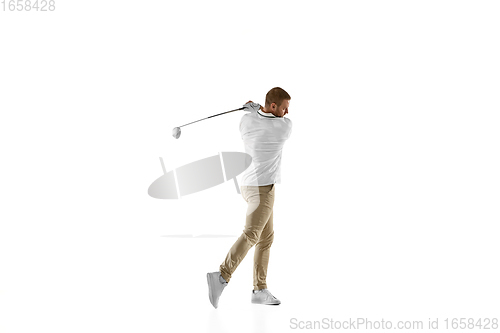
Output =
[
  {"x1": 251, "y1": 288, "x2": 281, "y2": 305},
  {"x1": 207, "y1": 271, "x2": 228, "y2": 309}
]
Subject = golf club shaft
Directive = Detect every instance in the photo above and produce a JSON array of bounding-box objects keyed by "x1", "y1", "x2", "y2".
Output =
[{"x1": 179, "y1": 107, "x2": 246, "y2": 128}]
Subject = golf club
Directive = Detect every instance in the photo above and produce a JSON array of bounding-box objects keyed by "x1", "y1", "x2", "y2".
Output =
[{"x1": 172, "y1": 106, "x2": 246, "y2": 139}]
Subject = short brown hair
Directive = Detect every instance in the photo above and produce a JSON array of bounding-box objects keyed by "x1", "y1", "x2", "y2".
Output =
[{"x1": 265, "y1": 87, "x2": 291, "y2": 108}]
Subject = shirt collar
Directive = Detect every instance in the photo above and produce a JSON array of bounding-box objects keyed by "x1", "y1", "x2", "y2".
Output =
[{"x1": 258, "y1": 109, "x2": 277, "y2": 118}]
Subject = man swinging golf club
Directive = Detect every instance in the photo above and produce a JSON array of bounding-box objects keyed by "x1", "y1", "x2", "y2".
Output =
[{"x1": 207, "y1": 87, "x2": 292, "y2": 308}]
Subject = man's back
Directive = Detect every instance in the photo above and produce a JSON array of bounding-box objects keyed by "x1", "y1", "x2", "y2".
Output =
[{"x1": 239, "y1": 109, "x2": 292, "y2": 186}]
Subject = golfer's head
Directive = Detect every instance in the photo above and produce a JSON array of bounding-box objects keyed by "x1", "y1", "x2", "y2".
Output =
[{"x1": 265, "y1": 87, "x2": 291, "y2": 118}]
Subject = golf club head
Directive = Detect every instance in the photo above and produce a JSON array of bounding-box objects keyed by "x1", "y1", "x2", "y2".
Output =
[{"x1": 172, "y1": 127, "x2": 181, "y2": 139}]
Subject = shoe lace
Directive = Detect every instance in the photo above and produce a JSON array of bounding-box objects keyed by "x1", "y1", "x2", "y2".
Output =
[{"x1": 263, "y1": 289, "x2": 277, "y2": 300}]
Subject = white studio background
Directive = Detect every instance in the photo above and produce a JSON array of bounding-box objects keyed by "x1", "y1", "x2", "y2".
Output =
[{"x1": 1, "y1": 1, "x2": 499, "y2": 332}]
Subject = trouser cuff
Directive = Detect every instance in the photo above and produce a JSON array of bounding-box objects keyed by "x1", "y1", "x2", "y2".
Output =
[{"x1": 220, "y1": 270, "x2": 230, "y2": 283}]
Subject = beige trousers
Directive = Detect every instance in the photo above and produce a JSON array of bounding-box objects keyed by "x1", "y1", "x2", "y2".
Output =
[{"x1": 220, "y1": 184, "x2": 275, "y2": 291}]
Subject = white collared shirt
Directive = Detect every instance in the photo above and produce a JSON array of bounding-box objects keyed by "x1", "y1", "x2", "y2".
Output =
[
  {"x1": 257, "y1": 109, "x2": 276, "y2": 118},
  {"x1": 239, "y1": 108, "x2": 292, "y2": 186}
]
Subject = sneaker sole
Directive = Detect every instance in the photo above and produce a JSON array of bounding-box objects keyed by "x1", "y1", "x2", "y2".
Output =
[
  {"x1": 207, "y1": 273, "x2": 216, "y2": 308},
  {"x1": 252, "y1": 301, "x2": 281, "y2": 305}
]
